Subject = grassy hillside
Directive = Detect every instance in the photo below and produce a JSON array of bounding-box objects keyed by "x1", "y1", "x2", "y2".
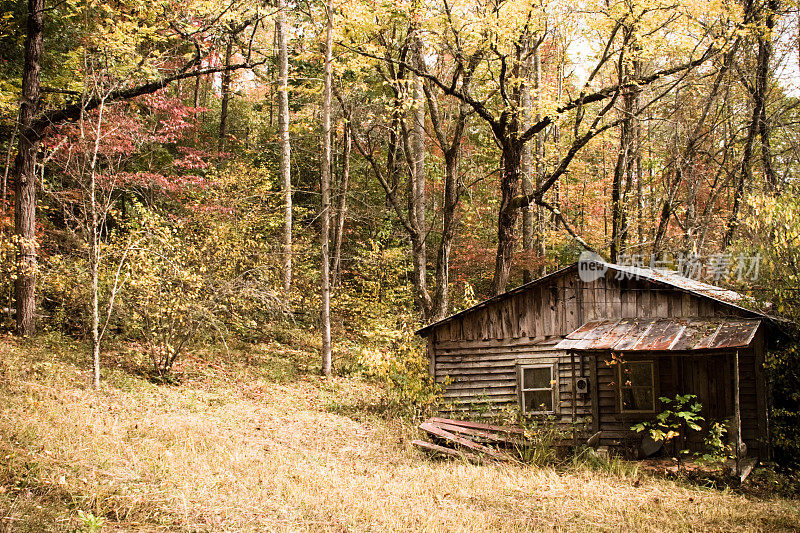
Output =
[{"x1": 0, "y1": 335, "x2": 797, "y2": 532}]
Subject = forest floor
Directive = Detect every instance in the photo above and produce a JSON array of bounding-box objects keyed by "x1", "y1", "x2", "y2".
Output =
[{"x1": 0, "y1": 334, "x2": 798, "y2": 532}]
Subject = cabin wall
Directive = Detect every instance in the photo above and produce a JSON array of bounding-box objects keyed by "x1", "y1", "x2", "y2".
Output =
[{"x1": 426, "y1": 268, "x2": 767, "y2": 454}]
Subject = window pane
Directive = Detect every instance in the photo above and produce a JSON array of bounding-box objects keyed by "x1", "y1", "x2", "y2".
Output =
[
  {"x1": 622, "y1": 362, "x2": 653, "y2": 387},
  {"x1": 523, "y1": 367, "x2": 551, "y2": 390},
  {"x1": 524, "y1": 390, "x2": 552, "y2": 412},
  {"x1": 621, "y1": 387, "x2": 653, "y2": 411}
]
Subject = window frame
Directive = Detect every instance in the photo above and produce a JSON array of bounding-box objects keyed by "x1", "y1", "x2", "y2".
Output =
[
  {"x1": 617, "y1": 359, "x2": 657, "y2": 414},
  {"x1": 518, "y1": 363, "x2": 558, "y2": 415}
]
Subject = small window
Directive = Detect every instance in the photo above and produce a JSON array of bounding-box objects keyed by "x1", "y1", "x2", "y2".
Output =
[
  {"x1": 618, "y1": 360, "x2": 656, "y2": 413},
  {"x1": 519, "y1": 365, "x2": 556, "y2": 414}
]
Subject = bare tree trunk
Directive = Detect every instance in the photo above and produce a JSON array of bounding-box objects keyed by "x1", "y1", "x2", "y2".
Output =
[
  {"x1": 534, "y1": 47, "x2": 547, "y2": 272},
  {"x1": 320, "y1": 1, "x2": 333, "y2": 376},
  {"x1": 194, "y1": 73, "x2": 201, "y2": 109},
  {"x1": 89, "y1": 98, "x2": 106, "y2": 390},
  {"x1": 759, "y1": 0, "x2": 777, "y2": 194},
  {"x1": 276, "y1": 0, "x2": 292, "y2": 293},
  {"x1": 13, "y1": 0, "x2": 44, "y2": 337},
  {"x1": 219, "y1": 36, "x2": 233, "y2": 151},
  {"x1": 431, "y1": 129, "x2": 463, "y2": 320},
  {"x1": 411, "y1": 61, "x2": 427, "y2": 284},
  {"x1": 332, "y1": 119, "x2": 350, "y2": 286}
]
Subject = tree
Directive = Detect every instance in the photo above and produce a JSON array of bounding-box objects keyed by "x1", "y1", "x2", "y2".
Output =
[
  {"x1": 276, "y1": 0, "x2": 293, "y2": 293},
  {"x1": 320, "y1": 0, "x2": 333, "y2": 376},
  {"x1": 331, "y1": 117, "x2": 351, "y2": 286},
  {"x1": 12, "y1": 0, "x2": 43, "y2": 336}
]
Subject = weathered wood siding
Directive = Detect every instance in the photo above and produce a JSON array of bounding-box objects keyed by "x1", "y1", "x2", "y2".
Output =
[{"x1": 426, "y1": 267, "x2": 768, "y2": 454}]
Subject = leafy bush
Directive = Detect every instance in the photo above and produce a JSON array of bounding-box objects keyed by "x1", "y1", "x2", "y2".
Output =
[
  {"x1": 631, "y1": 394, "x2": 704, "y2": 459},
  {"x1": 355, "y1": 321, "x2": 442, "y2": 419},
  {"x1": 117, "y1": 203, "x2": 287, "y2": 378}
]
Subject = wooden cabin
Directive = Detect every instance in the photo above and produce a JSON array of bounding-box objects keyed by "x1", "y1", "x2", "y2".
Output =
[{"x1": 417, "y1": 260, "x2": 781, "y2": 457}]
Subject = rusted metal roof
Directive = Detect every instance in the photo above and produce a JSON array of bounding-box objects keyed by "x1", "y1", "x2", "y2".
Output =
[{"x1": 555, "y1": 318, "x2": 762, "y2": 352}]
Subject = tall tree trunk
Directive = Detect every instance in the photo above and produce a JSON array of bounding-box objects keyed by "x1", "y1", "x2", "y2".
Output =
[
  {"x1": 522, "y1": 43, "x2": 545, "y2": 282},
  {"x1": 409, "y1": 45, "x2": 430, "y2": 318},
  {"x1": 13, "y1": 0, "x2": 44, "y2": 336},
  {"x1": 493, "y1": 141, "x2": 521, "y2": 295},
  {"x1": 521, "y1": 51, "x2": 535, "y2": 283},
  {"x1": 320, "y1": 1, "x2": 333, "y2": 376},
  {"x1": 276, "y1": 0, "x2": 292, "y2": 293},
  {"x1": 2, "y1": 116, "x2": 18, "y2": 210},
  {"x1": 408, "y1": 45, "x2": 469, "y2": 322},
  {"x1": 431, "y1": 133, "x2": 462, "y2": 321},
  {"x1": 534, "y1": 46, "x2": 547, "y2": 272},
  {"x1": 89, "y1": 99, "x2": 106, "y2": 390},
  {"x1": 218, "y1": 36, "x2": 233, "y2": 151},
  {"x1": 610, "y1": 30, "x2": 640, "y2": 263},
  {"x1": 332, "y1": 119, "x2": 350, "y2": 286},
  {"x1": 759, "y1": 0, "x2": 777, "y2": 194}
]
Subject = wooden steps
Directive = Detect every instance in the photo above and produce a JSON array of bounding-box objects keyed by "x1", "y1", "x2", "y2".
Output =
[{"x1": 412, "y1": 417, "x2": 520, "y2": 462}]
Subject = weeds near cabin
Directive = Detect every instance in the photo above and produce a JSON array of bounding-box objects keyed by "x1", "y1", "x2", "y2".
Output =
[
  {"x1": 696, "y1": 420, "x2": 735, "y2": 466},
  {"x1": 569, "y1": 446, "x2": 641, "y2": 479}
]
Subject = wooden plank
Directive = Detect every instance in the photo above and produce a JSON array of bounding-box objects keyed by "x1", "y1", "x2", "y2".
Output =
[
  {"x1": 427, "y1": 340, "x2": 436, "y2": 378},
  {"x1": 435, "y1": 367, "x2": 516, "y2": 377},
  {"x1": 441, "y1": 391, "x2": 517, "y2": 401},
  {"x1": 654, "y1": 292, "x2": 669, "y2": 318},
  {"x1": 419, "y1": 421, "x2": 515, "y2": 461},
  {"x1": 534, "y1": 286, "x2": 544, "y2": 338},
  {"x1": 564, "y1": 277, "x2": 578, "y2": 333},
  {"x1": 431, "y1": 421, "x2": 523, "y2": 445},
  {"x1": 435, "y1": 361, "x2": 516, "y2": 370},
  {"x1": 682, "y1": 293, "x2": 698, "y2": 318},
  {"x1": 436, "y1": 354, "x2": 521, "y2": 363},
  {"x1": 590, "y1": 354, "x2": 600, "y2": 434},
  {"x1": 442, "y1": 374, "x2": 515, "y2": 385},
  {"x1": 441, "y1": 395, "x2": 518, "y2": 405},
  {"x1": 442, "y1": 380, "x2": 516, "y2": 390},
  {"x1": 429, "y1": 417, "x2": 525, "y2": 435},
  {"x1": 637, "y1": 286, "x2": 650, "y2": 320},
  {"x1": 442, "y1": 387, "x2": 517, "y2": 397},
  {"x1": 412, "y1": 439, "x2": 483, "y2": 463}
]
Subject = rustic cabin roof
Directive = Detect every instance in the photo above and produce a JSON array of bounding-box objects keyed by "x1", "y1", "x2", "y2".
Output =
[
  {"x1": 609, "y1": 263, "x2": 744, "y2": 304},
  {"x1": 416, "y1": 261, "x2": 765, "y2": 336},
  {"x1": 554, "y1": 318, "x2": 762, "y2": 352}
]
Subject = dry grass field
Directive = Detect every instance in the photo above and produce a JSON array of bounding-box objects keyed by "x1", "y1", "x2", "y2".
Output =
[{"x1": 0, "y1": 334, "x2": 798, "y2": 532}]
